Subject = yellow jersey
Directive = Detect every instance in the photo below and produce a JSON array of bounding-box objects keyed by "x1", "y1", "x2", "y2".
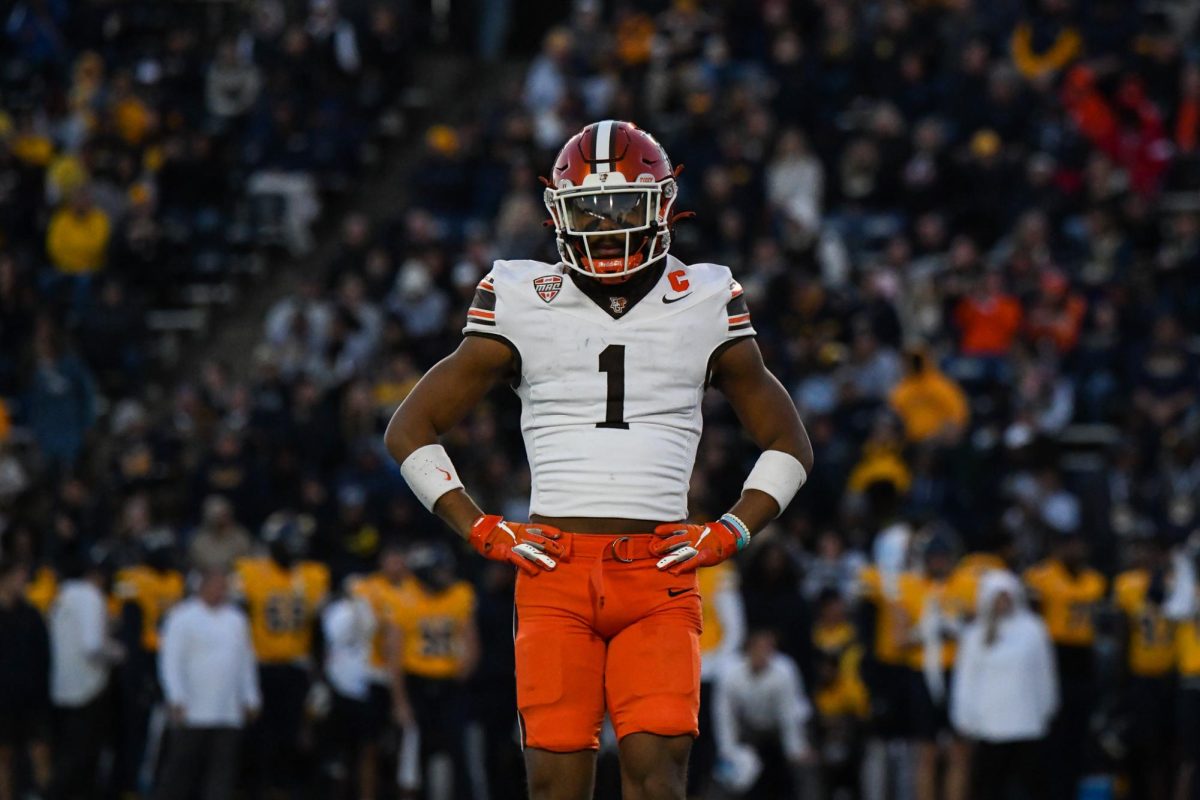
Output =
[
  {"x1": 351, "y1": 572, "x2": 414, "y2": 672},
  {"x1": 698, "y1": 561, "x2": 738, "y2": 655},
  {"x1": 1113, "y1": 570, "x2": 1174, "y2": 678},
  {"x1": 1024, "y1": 559, "x2": 1106, "y2": 647},
  {"x1": 394, "y1": 580, "x2": 476, "y2": 680},
  {"x1": 947, "y1": 553, "x2": 1007, "y2": 616},
  {"x1": 25, "y1": 567, "x2": 58, "y2": 614},
  {"x1": 812, "y1": 620, "x2": 869, "y2": 720},
  {"x1": 814, "y1": 667, "x2": 870, "y2": 720},
  {"x1": 1177, "y1": 610, "x2": 1200, "y2": 677},
  {"x1": 112, "y1": 566, "x2": 185, "y2": 652},
  {"x1": 897, "y1": 573, "x2": 968, "y2": 671},
  {"x1": 235, "y1": 557, "x2": 330, "y2": 664},
  {"x1": 858, "y1": 566, "x2": 923, "y2": 666}
]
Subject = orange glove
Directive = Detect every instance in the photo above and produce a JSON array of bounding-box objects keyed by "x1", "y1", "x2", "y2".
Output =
[
  {"x1": 469, "y1": 515, "x2": 566, "y2": 576},
  {"x1": 650, "y1": 520, "x2": 743, "y2": 575}
]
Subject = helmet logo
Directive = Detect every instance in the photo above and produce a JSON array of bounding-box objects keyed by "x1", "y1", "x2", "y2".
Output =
[{"x1": 533, "y1": 275, "x2": 563, "y2": 303}]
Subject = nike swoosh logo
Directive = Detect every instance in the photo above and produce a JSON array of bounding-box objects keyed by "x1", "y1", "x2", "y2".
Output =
[
  {"x1": 696, "y1": 526, "x2": 711, "y2": 546},
  {"x1": 435, "y1": 467, "x2": 451, "y2": 481},
  {"x1": 667, "y1": 587, "x2": 694, "y2": 597},
  {"x1": 662, "y1": 293, "x2": 693, "y2": 304}
]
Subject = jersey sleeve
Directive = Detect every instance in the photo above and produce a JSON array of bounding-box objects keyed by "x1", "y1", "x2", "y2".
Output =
[
  {"x1": 725, "y1": 279, "x2": 755, "y2": 340},
  {"x1": 463, "y1": 272, "x2": 500, "y2": 333}
]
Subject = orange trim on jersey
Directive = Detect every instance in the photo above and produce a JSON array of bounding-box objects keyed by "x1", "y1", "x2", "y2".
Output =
[
  {"x1": 477, "y1": 282, "x2": 494, "y2": 293},
  {"x1": 467, "y1": 309, "x2": 496, "y2": 320},
  {"x1": 728, "y1": 313, "x2": 750, "y2": 325}
]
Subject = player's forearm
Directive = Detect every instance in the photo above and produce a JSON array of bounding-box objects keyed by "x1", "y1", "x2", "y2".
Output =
[
  {"x1": 433, "y1": 489, "x2": 485, "y2": 539},
  {"x1": 726, "y1": 489, "x2": 786, "y2": 536}
]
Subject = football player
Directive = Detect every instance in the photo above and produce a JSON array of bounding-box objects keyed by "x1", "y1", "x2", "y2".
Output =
[
  {"x1": 385, "y1": 120, "x2": 812, "y2": 800},
  {"x1": 900, "y1": 528, "x2": 968, "y2": 800},
  {"x1": 234, "y1": 512, "x2": 330, "y2": 799},
  {"x1": 1023, "y1": 530, "x2": 1107, "y2": 800},
  {"x1": 390, "y1": 542, "x2": 479, "y2": 800},
  {"x1": 1113, "y1": 534, "x2": 1174, "y2": 800},
  {"x1": 350, "y1": 540, "x2": 416, "y2": 798},
  {"x1": 112, "y1": 531, "x2": 184, "y2": 795}
]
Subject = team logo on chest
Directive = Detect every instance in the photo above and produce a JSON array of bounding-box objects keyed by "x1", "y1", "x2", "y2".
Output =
[
  {"x1": 609, "y1": 296, "x2": 628, "y2": 315},
  {"x1": 533, "y1": 275, "x2": 563, "y2": 303}
]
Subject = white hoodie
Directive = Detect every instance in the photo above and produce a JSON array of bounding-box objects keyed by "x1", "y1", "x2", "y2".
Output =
[{"x1": 950, "y1": 571, "x2": 1059, "y2": 742}]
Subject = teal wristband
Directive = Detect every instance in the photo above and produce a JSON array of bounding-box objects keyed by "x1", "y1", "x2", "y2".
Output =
[{"x1": 720, "y1": 513, "x2": 752, "y2": 550}]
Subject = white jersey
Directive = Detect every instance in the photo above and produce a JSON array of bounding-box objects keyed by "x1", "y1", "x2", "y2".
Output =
[{"x1": 463, "y1": 254, "x2": 755, "y2": 520}]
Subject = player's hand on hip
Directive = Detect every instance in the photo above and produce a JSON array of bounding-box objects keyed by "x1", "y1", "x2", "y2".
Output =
[
  {"x1": 469, "y1": 514, "x2": 565, "y2": 575},
  {"x1": 651, "y1": 521, "x2": 741, "y2": 575}
]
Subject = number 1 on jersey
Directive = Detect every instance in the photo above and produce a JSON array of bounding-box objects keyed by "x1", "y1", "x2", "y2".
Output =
[{"x1": 597, "y1": 344, "x2": 629, "y2": 429}]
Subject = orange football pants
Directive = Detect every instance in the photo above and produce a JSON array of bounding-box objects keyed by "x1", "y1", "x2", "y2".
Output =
[{"x1": 513, "y1": 531, "x2": 702, "y2": 752}]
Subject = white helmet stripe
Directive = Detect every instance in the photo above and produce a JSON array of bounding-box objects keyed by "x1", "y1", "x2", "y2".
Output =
[{"x1": 593, "y1": 120, "x2": 614, "y2": 174}]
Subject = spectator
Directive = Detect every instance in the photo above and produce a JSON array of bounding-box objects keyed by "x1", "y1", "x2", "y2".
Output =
[
  {"x1": 155, "y1": 568, "x2": 261, "y2": 800},
  {"x1": 951, "y1": 571, "x2": 1057, "y2": 800},
  {"x1": 1024, "y1": 270, "x2": 1087, "y2": 355},
  {"x1": 188, "y1": 495, "x2": 253, "y2": 572},
  {"x1": 767, "y1": 129, "x2": 824, "y2": 248},
  {"x1": 47, "y1": 551, "x2": 123, "y2": 800},
  {"x1": 1133, "y1": 314, "x2": 1197, "y2": 431},
  {"x1": 802, "y1": 529, "x2": 868, "y2": 604},
  {"x1": 0, "y1": 558, "x2": 51, "y2": 800},
  {"x1": 888, "y1": 349, "x2": 970, "y2": 445},
  {"x1": 46, "y1": 185, "x2": 111, "y2": 277},
  {"x1": 24, "y1": 318, "x2": 96, "y2": 473},
  {"x1": 952, "y1": 270, "x2": 1023, "y2": 359},
  {"x1": 712, "y1": 629, "x2": 816, "y2": 799},
  {"x1": 191, "y1": 428, "x2": 261, "y2": 525},
  {"x1": 205, "y1": 39, "x2": 262, "y2": 120},
  {"x1": 306, "y1": 0, "x2": 361, "y2": 78}
]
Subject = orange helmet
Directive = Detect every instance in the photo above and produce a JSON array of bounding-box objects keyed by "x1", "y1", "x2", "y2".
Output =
[{"x1": 543, "y1": 120, "x2": 678, "y2": 281}]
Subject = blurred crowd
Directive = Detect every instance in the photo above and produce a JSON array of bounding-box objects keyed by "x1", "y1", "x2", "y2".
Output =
[{"x1": 3, "y1": 0, "x2": 1200, "y2": 798}]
